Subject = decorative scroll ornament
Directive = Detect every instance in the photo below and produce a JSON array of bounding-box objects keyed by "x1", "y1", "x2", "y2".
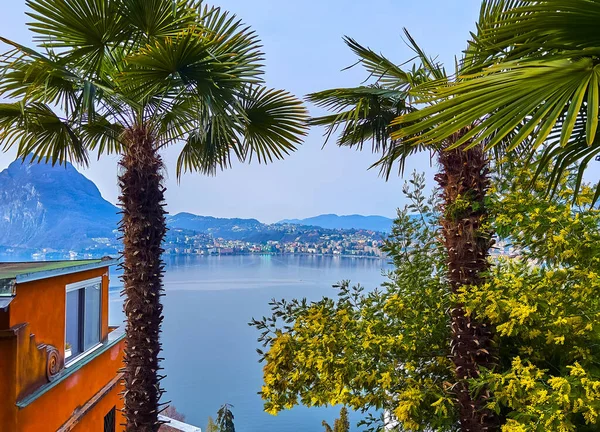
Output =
[{"x1": 46, "y1": 345, "x2": 61, "y2": 382}]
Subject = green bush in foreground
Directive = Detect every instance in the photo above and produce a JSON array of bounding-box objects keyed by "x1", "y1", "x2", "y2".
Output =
[{"x1": 252, "y1": 166, "x2": 600, "y2": 431}]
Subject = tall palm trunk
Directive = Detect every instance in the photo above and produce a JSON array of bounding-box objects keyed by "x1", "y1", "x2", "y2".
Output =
[
  {"x1": 119, "y1": 126, "x2": 167, "y2": 431},
  {"x1": 436, "y1": 135, "x2": 498, "y2": 431}
]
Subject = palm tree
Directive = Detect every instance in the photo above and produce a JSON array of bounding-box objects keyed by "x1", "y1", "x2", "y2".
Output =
[
  {"x1": 392, "y1": 0, "x2": 600, "y2": 201},
  {"x1": 0, "y1": 1, "x2": 308, "y2": 430},
  {"x1": 307, "y1": 33, "x2": 499, "y2": 431}
]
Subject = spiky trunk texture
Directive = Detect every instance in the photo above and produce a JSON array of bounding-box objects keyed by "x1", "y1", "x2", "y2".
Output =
[
  {"x1": 119, "y1": 126, "x2": 167, "y2": 432},
  {"x1": 435, "y1": 136, "x2": 498, "y2": 431}
]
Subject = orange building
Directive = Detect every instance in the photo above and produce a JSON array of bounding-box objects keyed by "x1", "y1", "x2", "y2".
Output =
[{"x1": 0, "y1": 258, "x2": 125, "y2": 432}]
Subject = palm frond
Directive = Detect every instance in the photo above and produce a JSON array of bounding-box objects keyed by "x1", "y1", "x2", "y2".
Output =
[
  {"x1": 0, "y1": 36, "x2": 135, "y2": 125},
  {"x1": 239, "y1": 86, "x2": 308, "y2": 164},
  {"x1": 0, "y1": 102, "x2": 88, "y2": 165},
  {"x1": 25, "y1": 0, "x2": 127, "y2": 74},
  {"x1": 308, "y1": 86, "x2": 409, "y2": 155},
  {"x1": 176, "y1": 85, "x2": 307, "y2": 176},
  {"x1": 121, "y1": 15, "x2": 262, "y2": 103},
  {"x1": 343, "y1": 37, "x2": 411, "y2": 89},
  {"x1": 120, "y1": 0, "x2": 198, "y2": 41},
  {"x1": 535, "y1": 120, "x2": 600, "y2": 202},
  {"x1": 372, "y1": 139, "x2": 432, "y2": 180},
  {"x1": 307, "y1": 35, "x2": 448, "y2": 179},
  {"x1": 402, "y1": 29, "x2": 446, "y2": 81},
  {"x1": 393, "y1": 57, "x2": 600, "y2": 153},
  {"x1": 471, "y1": 0, "x2": 600, "y2": 65},
  {"x1": 176, "y1": 113, "x2": 241, "y2": 176},
  {"x1": 81, "y1": 116, "x2": 125, "y2": 155},
  {"x1": 0, "y1": 51, "x2": 79, "y2": 112},
  {"x1": 199, "y1": 3, "x2": 264, "y2": 80}
]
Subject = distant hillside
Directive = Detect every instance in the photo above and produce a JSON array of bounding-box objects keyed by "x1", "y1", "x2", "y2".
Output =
[
  {"x1": 167, "y1": 213, "x2": 327, "y2": 242},
  {"x1": 279, "y1": 214, "x2": 394, "y2": 232},
  {"x1": 167, "y1": 213, "x2": 263, "y2": 233},
  {"x1": 0, "y1": 157, "x2": 119, "y2": 252},
  {"x1": 0, "y1": 159, "x2": 391, "y2": 254}
]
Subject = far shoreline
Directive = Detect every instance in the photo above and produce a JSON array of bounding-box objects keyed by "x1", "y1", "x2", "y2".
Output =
[{"x1": 165, "y1": 251, "x2": 387, "y2": 260}]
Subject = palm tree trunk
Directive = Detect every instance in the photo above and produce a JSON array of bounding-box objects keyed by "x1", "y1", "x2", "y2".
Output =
[
  {"x1": 119, "y1": 125, "x2": 167, "y2": 432},
  {"x1": 435, "y1": 136, "x2": 498, "y2": 431}
]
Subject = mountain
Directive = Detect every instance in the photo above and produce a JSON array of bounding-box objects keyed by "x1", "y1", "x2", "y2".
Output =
[
  {"x1": 167, "y1": 213, "x2": 314, "y2": 242},
  {"x1": 0, "y1": 158, "x2": 390, "y2": 253},
  {"x1": 0, "y1": 157, "x2": 119, "y2": 251},
  {"x1": 167, "y1": 213, "x2": 263, "y2": 233},
  {"x1": 167, "y1": 213, "x2": 270, "y2": 240},
  {"x1": 279, "y1": 214, "x2": 394, "y2": 232}
]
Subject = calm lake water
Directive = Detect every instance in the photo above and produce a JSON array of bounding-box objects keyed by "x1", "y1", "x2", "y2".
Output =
[{"x1": 109, "y1": 254, "x2": 390, "y2": 432}]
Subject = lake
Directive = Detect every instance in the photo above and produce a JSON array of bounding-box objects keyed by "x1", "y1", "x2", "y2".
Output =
[{"x1": 109, "y1": 254, "x2": 391, "y2": 432}]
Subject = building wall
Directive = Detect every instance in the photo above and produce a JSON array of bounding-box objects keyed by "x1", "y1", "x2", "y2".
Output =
[
  {"x1": 17, "y1": 339, "x2": 126, "y2": 432},
  {"x1": 9, "y1": 267, "x2": 110, "y2": 354},
  {"x1": 0, "y1": 266, "x2": 125, "y2": 431},
  {"x1": 73, "y1": 381, "x2": 126, "y2": 432},
  {"x1": 0, "y1": 328, "x2": 18, "y2": 430}
]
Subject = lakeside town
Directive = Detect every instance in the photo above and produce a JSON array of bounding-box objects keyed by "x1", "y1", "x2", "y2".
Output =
[
  {"x1": 0, "y1": 224, "x2": 387, "y2": 261},
  {"x1": 165, "y1": 227, "x2": 386, "y2": 258}
]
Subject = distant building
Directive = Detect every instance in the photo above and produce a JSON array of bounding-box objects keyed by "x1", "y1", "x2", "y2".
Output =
[{"x1": 0, "y1": 259, "x2": 125, "y2": 431}]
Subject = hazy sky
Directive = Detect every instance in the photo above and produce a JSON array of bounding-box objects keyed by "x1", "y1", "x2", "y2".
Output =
[{"x1": 0, "y1": 1, "x2": 485, "y2": 222}]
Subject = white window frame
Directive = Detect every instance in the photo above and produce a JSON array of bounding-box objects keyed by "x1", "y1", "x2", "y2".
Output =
[{"x1": 65, "y1": 277, "x2": 103, "y2": 367}]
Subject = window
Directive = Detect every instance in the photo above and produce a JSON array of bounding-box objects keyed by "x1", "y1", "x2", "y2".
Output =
[
  {"x1": 104, "y1": 406, "x2": 116, "y2": 432},
  {"x1": 65, "y1": 278, "x2": 102, "y2": 363}
]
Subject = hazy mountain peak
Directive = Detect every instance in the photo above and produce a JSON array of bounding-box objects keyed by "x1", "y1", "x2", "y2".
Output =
[
  {"x1": 278, "y1": 213, "x2": 394, "y2": 232},
  {"x1": 0, "y1": 158, "x2": 119, "y2": 251}
]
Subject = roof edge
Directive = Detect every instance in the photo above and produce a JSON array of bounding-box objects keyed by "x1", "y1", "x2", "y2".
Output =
[{"x1": 15, "y1": 258, "x2": 119, "y2": 284}]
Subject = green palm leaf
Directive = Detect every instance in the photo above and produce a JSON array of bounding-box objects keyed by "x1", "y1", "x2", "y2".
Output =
[
  {"x1": 308, "y1": 85, "x2": 411, "y2": 165},
  {"x1": 176, "y1": 113, "x2": 241, "y2": 176},
  {"x1": 81, "y1": 116, "x2": 125, "y2": 155},
  {"x1": 394, "y1": 57, "x2": 600, "y2": 150},
  {"x1": 121, "y1": 6, "x2": 263, "y2": 103},
  {"x1": 26, "y1": 0, "x2": 127, "y2": 74},
  {"x1": 0, "y1": 102, "x2": 88, "y2": 165},
  {"x1": 469, "y1": 0, "x2": 600, "y2": 67},
  {"x1": 241, "y1": 86, "x2": 308, "y2": 163},
  {"x1": 120, "y1": 0, "x2": 198, "y2": 41},
  {"x1": 176, "y1": 85, "x2": 308, "y2": 176},
  {"x1": 307, "y1": 36, "x2": 427, "y2": 178}
]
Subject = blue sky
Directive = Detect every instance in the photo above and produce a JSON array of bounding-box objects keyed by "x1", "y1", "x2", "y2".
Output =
[{"x1": 0, "y1": 1, "x2": 484, "y2": 222}]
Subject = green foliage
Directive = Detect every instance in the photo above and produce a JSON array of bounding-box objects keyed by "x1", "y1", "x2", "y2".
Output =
[
  {"x1": 251, "y1": 172, "x2": 456, "y2": 431},
  {"x1": 306, "y1": 30, "x2": 446, "y2": 179},
  {"x1": 323, "y1": 406, "x2": 351, "y2": 432},
  {"x1": 391, "y1": 0, "x2": 600, "y2": 202},
  {"x1": 216, "y1": 403, "x2": 236, "y2": 432},
  {"x1": 252, "y1": 165, "x2": 600, "y2": 432},
  {"x1": 335, "y1": 406, "x2": 351, "y2": 432},
  {"x1": 206, "y1": 416, "x2": 219, "y2": 432}
]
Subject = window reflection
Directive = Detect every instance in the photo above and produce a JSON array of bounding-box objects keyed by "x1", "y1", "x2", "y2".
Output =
[{"x1": 65, "y1": 280, "x2": 102, "y2": 363}]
